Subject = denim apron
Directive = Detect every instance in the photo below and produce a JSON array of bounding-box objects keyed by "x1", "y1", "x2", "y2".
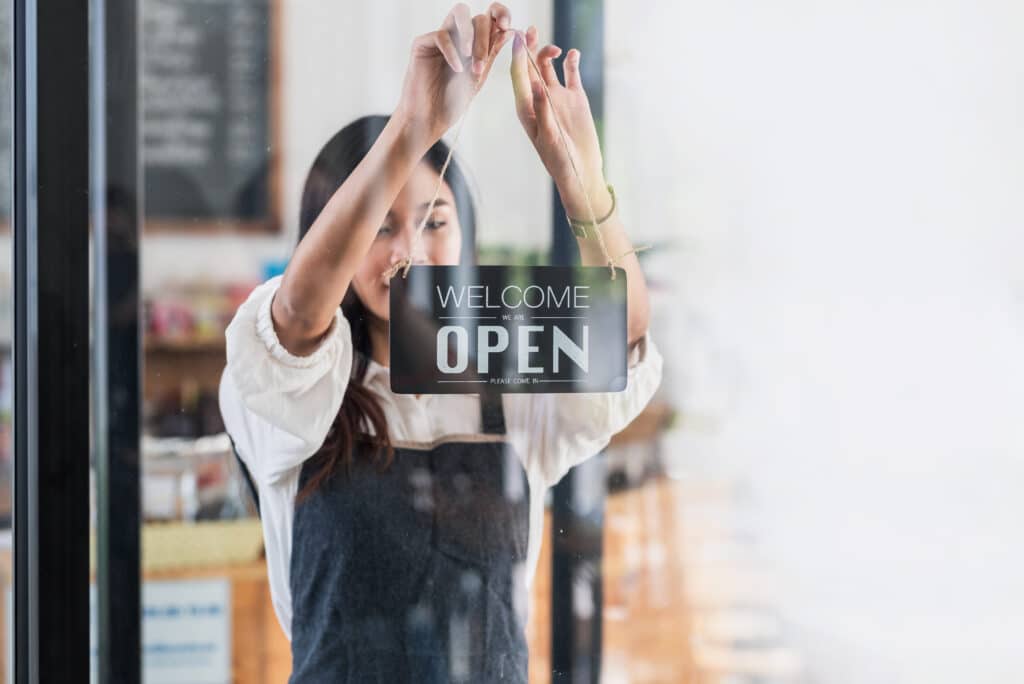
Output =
[{"x1": 285, "y1": 392, "x2": 531, "y2": 683}]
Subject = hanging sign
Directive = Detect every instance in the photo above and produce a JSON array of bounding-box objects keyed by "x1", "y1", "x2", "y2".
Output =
[{"x1": 390, "y1": 265, "x2": 627, "y2": 394}]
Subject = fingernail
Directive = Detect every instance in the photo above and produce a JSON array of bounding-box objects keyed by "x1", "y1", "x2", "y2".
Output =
[
  {"x1": 499, "y1": 16, "x2": 510, "y2": 30},
  {"x1": 513, "y1": 33, "x2": 523, "y2": 53},
  {"x1": 472, "y1": 58, "x2": 484, "y2": 75}
]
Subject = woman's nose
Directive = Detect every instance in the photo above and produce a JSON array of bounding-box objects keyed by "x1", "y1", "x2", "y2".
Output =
[{"x1": 388, "y1": 228, "x2": 428, "y2": 265}]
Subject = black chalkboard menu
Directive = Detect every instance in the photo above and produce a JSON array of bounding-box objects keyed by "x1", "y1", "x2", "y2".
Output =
[
  {"x1": 142, "y1": 0, "x2": 277, "y2": 230},
  {"x1": 0, "y1": 0, "x2": 275, "y2": 231}
]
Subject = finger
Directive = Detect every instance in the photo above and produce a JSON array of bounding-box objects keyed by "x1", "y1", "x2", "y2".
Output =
[
  {"x1": 474, "y1": 34, "x2": 509, "y2": 88},
  {"x1": 536, "y1": 44, "x2": 562, "y2": 87},
  {"x1": 564, "y1": 48, "x2": 582, "y2": 90},
  {"x1": 521, "y1": 27, "x2": 543, "y2": 89},
  {"x1": 525, "y1": 25, "x2": 539, "y2": 52},
  {"x1": 531, "y1": 78, "x2": 554, "y2": 135},
  {"x1": 471, "y1": 14, "x2": 492, "y2": 75},
  {"x1": 487, "y1": 9, "x2": 511, "y2": 58},
  {"x1": 488, "y1": 2, "x2": 511, "y2": 32},
  {"x1": 510, "y1": 32, "x2": 536, "y2": 132},
  {"x1": 428, "y1": 29, "x2": 463, "y2": 72},
  {"x1": 494, "y1": 27, "x2": 513, "y2": 55},
  {"x1": 442, "y1": 3, "x2": 474, "y2": 58},
  {"x1": 478, "y1": 29, "x2": 511, "y2": 82}
]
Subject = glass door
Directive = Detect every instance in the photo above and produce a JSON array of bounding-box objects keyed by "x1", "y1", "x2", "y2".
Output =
[{"x1": 10, "y1": 1, "x2": 680, "y2": 682}]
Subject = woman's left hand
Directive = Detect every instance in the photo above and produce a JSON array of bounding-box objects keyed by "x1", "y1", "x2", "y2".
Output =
[{"x1": 510, "y1": 26, "x2": 612, "y2": 220}]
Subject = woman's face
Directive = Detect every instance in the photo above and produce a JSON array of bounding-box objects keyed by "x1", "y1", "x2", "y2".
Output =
[{"x1": 350, "y1": 162, "x2": 463, "y2": 321}]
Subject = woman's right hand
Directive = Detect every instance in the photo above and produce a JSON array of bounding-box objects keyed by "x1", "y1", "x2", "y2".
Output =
[{"x1": 395, "y1": 3, "x2": 511, "y2": 145}]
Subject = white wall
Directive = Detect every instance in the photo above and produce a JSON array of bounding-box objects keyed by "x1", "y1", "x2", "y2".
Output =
[{"x1": 604, "y1": 0, "x2": 1024, "y2": 681}]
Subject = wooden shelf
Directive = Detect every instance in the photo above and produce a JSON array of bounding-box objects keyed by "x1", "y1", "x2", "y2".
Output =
[{"x1": 145, "y1": 338, "x2": 226, "y2": 354}]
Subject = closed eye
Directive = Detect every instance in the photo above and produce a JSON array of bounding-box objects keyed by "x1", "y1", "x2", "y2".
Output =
[{"x1": 425, "y1": 219, "x2": 447, "y2": 230}]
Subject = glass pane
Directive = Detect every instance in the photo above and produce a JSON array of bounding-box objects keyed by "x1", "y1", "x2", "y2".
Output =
[
  {"x1": 139, "y1": 2, "x2": 273, "y2": 681},
  {"x1": 125, "y1": 0, "x2": 675, "y2": 680},
  {"x1": 84, "y1": 0, "x2": 1024, "y2": 681}
]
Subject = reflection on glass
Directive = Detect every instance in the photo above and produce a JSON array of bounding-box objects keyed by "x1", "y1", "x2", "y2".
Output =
[{"x1": 125, "y1": 2, "x2": 672, "y2": 682}]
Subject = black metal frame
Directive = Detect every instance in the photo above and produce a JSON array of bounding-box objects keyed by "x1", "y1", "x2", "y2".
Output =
[
  {"x1": 91, "y1": 0, "x2": 142, "y2": 681},
  {"x1": 12, "y1": 0, "x2": 91, "y2": 681},
  {"x1": 549, "y1": 0, "x2": 607, "y2": 681}
]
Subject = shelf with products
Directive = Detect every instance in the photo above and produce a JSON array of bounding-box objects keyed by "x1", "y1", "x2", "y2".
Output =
[
  {"x1": 142, "y1": 278, "x2": 255, "y2": 427},
  {"x1": 144, "y1": 278, "x2": 256, "y2": 349}
]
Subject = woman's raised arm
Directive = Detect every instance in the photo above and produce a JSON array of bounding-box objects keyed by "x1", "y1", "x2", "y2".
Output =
[
  {"x1": 510, "y1": 26, "x2": 650, "y2": 347},
  {"x1": 272, "y1": 118, "x2": 429, "y2": 357},
  {"x1": 272, "y1": 3, "x2": 511, "y2": 357}
]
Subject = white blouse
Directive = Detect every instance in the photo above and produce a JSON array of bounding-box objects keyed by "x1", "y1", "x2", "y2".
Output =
[{"x1": 218, "y1": 274, "x2": 664, "y2": 641}]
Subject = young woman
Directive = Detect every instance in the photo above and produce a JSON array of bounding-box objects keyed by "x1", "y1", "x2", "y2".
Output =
[{"x1": 219, "y1": 4, "x2": 663, "y2": 682}]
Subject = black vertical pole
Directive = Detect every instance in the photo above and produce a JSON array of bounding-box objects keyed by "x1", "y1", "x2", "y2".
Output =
[
  {"x1": 12, "y1": 0, "x2": 91, "y2": 681},
  {"x1": 549, "y1": 1, "x2": 606, "y2": 682},
  {"x1": 91, "y1": 0, "x2": 142, "y2": 681}
]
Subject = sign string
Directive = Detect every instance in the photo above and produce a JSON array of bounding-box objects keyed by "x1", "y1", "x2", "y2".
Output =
[{"x1": 383, "y1": 28, "x2": 649, "y2": 282}]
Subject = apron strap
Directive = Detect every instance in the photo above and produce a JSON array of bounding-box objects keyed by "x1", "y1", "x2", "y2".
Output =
[
  {"x1": 227, "y1": 432, "x2": 261, "y2": 517},
  {"x1": 479, "y1": 390, "x2": 507, "y2": 435},
  {"x1": 231, "y1": 392, "x2": 508, "y2": 518}
]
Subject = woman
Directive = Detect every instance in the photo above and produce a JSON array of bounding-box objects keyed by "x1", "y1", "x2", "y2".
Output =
[{"x1": 219, "y1": 4, "x2": 663, "y2": 682}]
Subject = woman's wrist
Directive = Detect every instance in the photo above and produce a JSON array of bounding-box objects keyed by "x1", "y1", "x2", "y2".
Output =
[
  {"x1": 386, "y1": 109, "x2": 438, "y2": 161},
  {"x1": 557, "y1": 173, "x2": 613, "y2": 222}
]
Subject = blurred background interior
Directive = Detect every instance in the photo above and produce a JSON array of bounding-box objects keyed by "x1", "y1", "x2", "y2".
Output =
[{"x1": 0, "y1": 0, "x2": 1023, "y2": 682}]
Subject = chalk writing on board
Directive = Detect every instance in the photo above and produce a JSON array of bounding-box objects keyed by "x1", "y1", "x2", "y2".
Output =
[{"x1": 143, "y1": 0, "x2": 272, "y2": 224}]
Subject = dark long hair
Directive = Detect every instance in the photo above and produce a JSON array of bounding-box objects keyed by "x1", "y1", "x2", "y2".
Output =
[{"x1": 294, "y1": 114, "x2": 477, "y2": 502}]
